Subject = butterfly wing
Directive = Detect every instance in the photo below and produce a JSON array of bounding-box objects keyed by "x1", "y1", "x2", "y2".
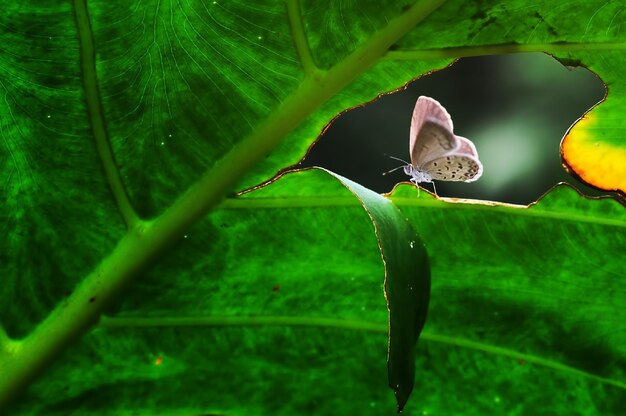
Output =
[
  {"x1": 409, "y1": 96, "x2": 483, "y2": 183},
  {"x1": 410, "y1": 96, "x2": 454, "y2": 144},
  {"x1": 410, "y1": 118, "x2": 459, "y2": 167},
  {"x1": 421, "y1": 136, "x2": 483, "y2": 182},
  {"x1": 410, "y1": 97, "x2": 458, "y2": 167}
]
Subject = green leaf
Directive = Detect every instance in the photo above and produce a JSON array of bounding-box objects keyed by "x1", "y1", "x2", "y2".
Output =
[
  {"x1": 1, "y1": 1, "x2": 443, "y2": 408},
  {"x1": 2, "y1": 0, "x2": 626, "y2": 414},
  {"x1": 6, "y1": 168, "x2": 429, "y2": 414},
  {"x1": 324, "y1": 170, "x2": 430, "y2": 411},
  {"x1": 388, "y1": 184, "x2": 626, "y2": 414}
]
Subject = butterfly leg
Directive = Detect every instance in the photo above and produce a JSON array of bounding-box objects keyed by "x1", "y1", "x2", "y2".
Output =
[{"x1": 408, "y1": 177, "x2": 421, "y2": 197}]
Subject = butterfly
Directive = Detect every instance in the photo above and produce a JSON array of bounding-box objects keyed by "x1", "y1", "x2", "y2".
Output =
[{"x1": 386, "y1": 96, "x2": 483, "y2": 192}]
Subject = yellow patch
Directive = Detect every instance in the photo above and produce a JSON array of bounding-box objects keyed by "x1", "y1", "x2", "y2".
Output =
[{"x1": 562, "y1": 113, "x2": 626, "y2": 192}]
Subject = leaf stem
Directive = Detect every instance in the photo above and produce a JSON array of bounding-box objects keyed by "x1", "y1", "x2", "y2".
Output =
[
  {"x1": 286, "y1": 0, "x2": 320, "y2": 77},
  {"x1": 74, "y1": 0, "x2": 139, "y2": 229},
  {"x1": 422, "y1": 332, "x2": 626, "y2": 391},
  {"x1": 388, "y1": 197, "x2": 626, "y2": 228},
  {"x1": 100, "y1": 315, "x2": 387, "y2": 332},
  {"x1": 384, "y1": 42, "x2": 626, "y2": 60},
  {"x1": 99, "y1": 315, "x2": 626, "y2": 391},
  {"x1": 216, "y1": 191, "x2": 625, "y2": 228},
  {"x1": 0, "y1": 1, "x2": 446, "y2": 408}
]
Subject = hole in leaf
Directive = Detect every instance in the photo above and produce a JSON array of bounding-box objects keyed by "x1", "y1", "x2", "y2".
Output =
[{"x1": 301, "y1": 53, "x2": 606, "y2": 205}]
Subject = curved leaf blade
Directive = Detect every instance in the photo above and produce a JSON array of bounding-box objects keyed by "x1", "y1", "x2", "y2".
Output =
[{"x1": 324, "y1": 169, "x2": 430, "y2": 411}]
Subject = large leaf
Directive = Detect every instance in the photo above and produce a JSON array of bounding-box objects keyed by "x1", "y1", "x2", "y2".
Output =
[
  {"x1": 2, "y1": 0, "x2": 626, "y2": 414},
  {"x1": 388, "y1": 184, "x2": 626, "y2": 414},
  {"x1": 6, "y1": 174, "x2": 624, "y2": 415},
  {"x1": 6, "y1": 168, "x2": 429, "y2": 414}
]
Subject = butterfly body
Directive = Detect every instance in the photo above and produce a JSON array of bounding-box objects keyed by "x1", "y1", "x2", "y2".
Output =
[
  {"x1": 403, "y1": 164, "x2": 433, "y2": 184},
  {"x1": 405, "y1": 97, "x2": 483, "y2": 185}
]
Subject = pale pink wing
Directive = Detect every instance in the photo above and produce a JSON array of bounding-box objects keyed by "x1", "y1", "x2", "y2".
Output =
[
  {"x1": 410, "y1": 119, "x2": 458, "y2": 167},
  {"x1": 421, "y1": 136, "x2": 483, "y2": 182},
  {"x1": 409, "y1": 97, "x2": 458, "y2": 167}
]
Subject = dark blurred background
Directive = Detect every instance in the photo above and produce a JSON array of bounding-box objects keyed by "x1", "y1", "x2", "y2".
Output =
[{"x1": 300, "y1": 53, "x2": 607, "y2": 205}]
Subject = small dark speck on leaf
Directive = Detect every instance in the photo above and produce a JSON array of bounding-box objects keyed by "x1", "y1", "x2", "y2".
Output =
[
  {"x1": 518, "y1": 359, "x2": 525, "y2": 366},
  {"x1": 401, "y1": 4, "x2": 411, "y2": 13},
  {"x1": 89, "y1": 297, "x2": 96, "y2": 303},
  {"x1": 471, "y1": 10, "x2": 487, "y2": 20},
  {"x1": 272, "y1": 284, "x2": 281, "y2": 292},
  {"x1": 547, "y1": 24, "x2": 557, "y2": 36}
]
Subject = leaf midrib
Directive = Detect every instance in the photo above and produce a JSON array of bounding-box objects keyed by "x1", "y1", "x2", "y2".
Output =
[
  {"x1": 74, "y1": 0, "x2": 138, "y2": 228},
  {"x1": 220, "y1": 195, "x2": 626, "y2": 228},
  {"x1": 99, "y1": 315, "x2": 626, "y2": 391},
  {"x1": 384, "y1": 41, "x2": 626, "y2": 60}
]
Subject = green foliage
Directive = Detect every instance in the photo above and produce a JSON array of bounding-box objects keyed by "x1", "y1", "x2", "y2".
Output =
[
  {"x1": 1, "y1": 0, "x2": 625, "y2": 415},
  {"x1": 391, "y1": 184, "x2": 626, "y2": 414}
]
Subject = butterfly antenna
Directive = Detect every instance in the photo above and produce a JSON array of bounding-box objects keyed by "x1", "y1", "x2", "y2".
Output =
[
  {"x1": 382, "y1": 165, "x2": 405, "y2": 176},
  {"x1": 382, "y1": 153, "x2": 411, "y2": 176}
]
